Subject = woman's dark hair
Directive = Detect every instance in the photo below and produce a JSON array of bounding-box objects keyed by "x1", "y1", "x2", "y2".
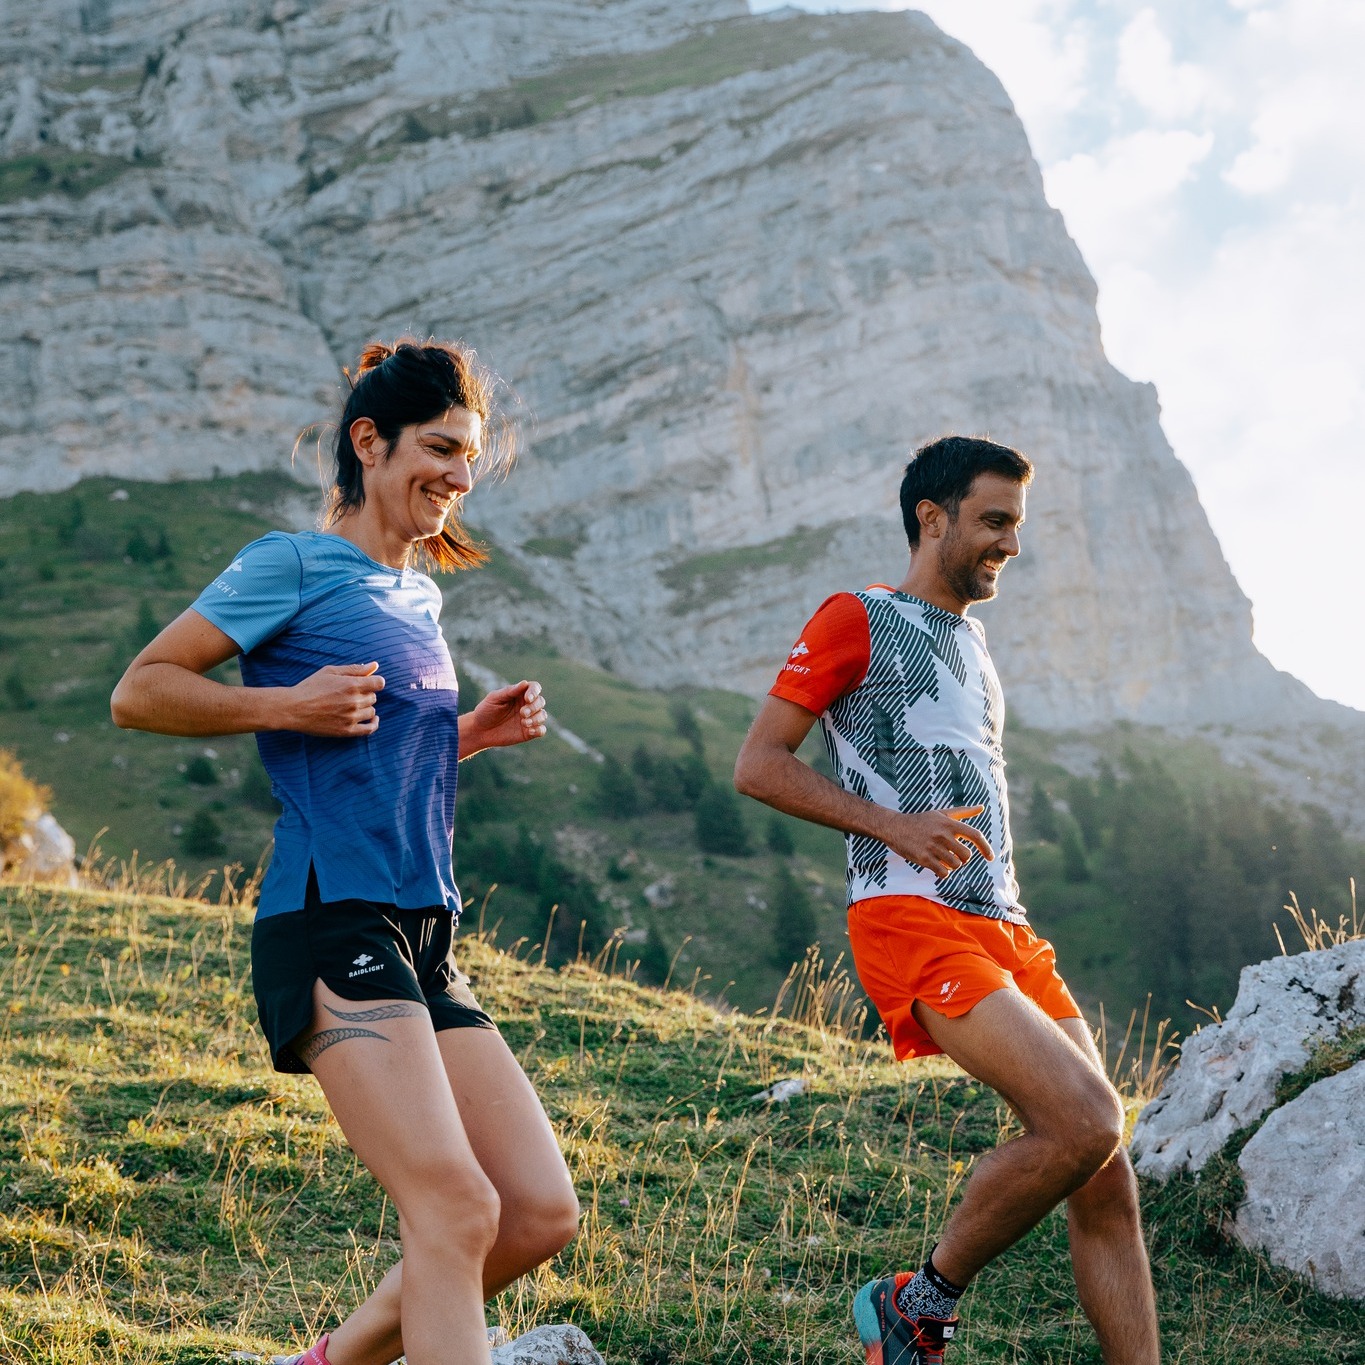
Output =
[
  {"x1": 899, "y1": 435, "x2": 1033, "y2": 548},
  {"x1": 318, "y1": 336, "x2": 517, "y2": 572}
]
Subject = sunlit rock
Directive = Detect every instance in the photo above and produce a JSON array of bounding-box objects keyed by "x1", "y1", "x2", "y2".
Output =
[
  {"x1": 1132, "y1": 940, "x2": 1365, "y2": 1178},
  {"x1": 1235, "y1": 1062, "x2": 1365, "y2": 1299}
]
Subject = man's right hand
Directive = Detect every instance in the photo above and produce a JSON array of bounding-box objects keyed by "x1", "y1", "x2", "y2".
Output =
[
  {"x1": 284, "y1": 662, "x2": 385, "y2": 736},
  {"x1": 879, "y1": 804, "x2": 994, "y2": 878}
]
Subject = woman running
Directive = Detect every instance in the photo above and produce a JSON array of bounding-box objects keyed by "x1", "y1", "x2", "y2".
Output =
[{"x1": 112, "y1": 339, "x2": 579, "y2": 1365}]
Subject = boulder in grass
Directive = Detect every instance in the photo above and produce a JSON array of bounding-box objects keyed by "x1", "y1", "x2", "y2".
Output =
[
  {"x1": 1131, "y1": 940, "x2": 1365, "y2": 1178},
  {"x1": 490, "y1": 1324, "x2": 606, "y2": 1365},
  {"x1": 2, "y1": 811, "x2": 78, "y2": 887},
  {"x1": 1234, "y1": 1061, "x2": 1365, "y2": 1299}
]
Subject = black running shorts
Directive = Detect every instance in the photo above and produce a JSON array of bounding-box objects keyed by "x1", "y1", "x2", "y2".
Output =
[{"x1": 251, "y1": 868, "x2": 496, "y2": 1075}]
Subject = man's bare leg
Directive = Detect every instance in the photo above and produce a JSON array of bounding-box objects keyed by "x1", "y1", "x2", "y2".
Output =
[
  {"x1": 910, "y1": 989, "x2": 1157, "y2": 1365},
  {"x1": 1056, "y1": 1018, "x2": 1159, "y2": 1365}
]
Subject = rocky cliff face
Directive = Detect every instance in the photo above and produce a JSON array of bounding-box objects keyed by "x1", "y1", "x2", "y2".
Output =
[{"x1": 0, "y1": 0, "x2": 1339, "y2": 734}]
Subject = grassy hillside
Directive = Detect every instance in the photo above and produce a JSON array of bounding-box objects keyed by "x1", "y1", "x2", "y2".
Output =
[
  {"x1": 2, "y1": 880, "x2": 1364, "y2": 1363},
  {"x1": 3, "y1": 474, "x2": 1361, "y2": 1031}
]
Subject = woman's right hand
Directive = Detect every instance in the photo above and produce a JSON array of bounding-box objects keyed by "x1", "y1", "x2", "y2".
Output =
[{"x1": 284, "y1": 662, "x2": 385, "y2": 737}]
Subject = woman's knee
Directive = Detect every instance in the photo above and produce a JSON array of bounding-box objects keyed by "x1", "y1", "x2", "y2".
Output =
[
  {"x1": 503, "y1": 1183, "x2": 581, "y2": 1263},
  {"x1": 535, "y1": 1186, "x2": 581, "y2": 1257},
  {"x1": 398, "y1": 1157, "x2": 503, "y2": 1257}
]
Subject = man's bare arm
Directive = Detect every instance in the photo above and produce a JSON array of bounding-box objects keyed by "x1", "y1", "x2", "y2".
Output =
[{"x1": 734, "y1": 695, "x2": 992, "y2": 879}]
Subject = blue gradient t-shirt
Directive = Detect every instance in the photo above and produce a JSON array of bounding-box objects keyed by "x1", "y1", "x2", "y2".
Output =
[{"x1": 192, "y1": 531, "x2": 462, "y2": 921}]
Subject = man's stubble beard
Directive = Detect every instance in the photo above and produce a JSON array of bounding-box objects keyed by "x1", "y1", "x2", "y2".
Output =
[{"x1": 941, "y1": 523, "x2": 1001, "y2": 604}]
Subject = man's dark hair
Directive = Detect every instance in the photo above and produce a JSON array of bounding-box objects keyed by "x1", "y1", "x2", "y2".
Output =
[{"x1": 899, "y1": 435, "x2": 1034, "y2": 548}]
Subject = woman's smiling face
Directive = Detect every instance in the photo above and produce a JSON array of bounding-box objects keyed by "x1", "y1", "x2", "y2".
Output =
[{"x1": 351, "y1": 407, "x2": 483, "y2": 552}]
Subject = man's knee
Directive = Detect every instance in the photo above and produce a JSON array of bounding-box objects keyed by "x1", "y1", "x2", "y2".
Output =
[
  {"x1": 1038, "y1": 1076, "x2": 1125, "y2": 1184},
  {"x1": 1070, "y1": 1143, "x2": 1141, "y2": 1222},
  {"x1": 1069, "y1": 1082, "x2": 1125, "y2": 1175}
]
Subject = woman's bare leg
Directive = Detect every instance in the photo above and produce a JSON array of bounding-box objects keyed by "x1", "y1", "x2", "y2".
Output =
[
  {"x1": 325, "y1": 1028, "x2": 579, "y2": 1365},
  {"x1": 297, "y1": 983, "x2": 498, "y2": 1365}
]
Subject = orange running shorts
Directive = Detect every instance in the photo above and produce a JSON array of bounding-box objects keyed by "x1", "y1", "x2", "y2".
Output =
[{"x1": 847, "y1": 894, "x2": 1082, "y2": 1060}]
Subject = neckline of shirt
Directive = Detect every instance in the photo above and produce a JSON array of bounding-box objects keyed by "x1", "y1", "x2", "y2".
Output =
[
  {"x1": 867, "y1": 585, "x2": 970, "y2": 627},
  {"x1": 299, "y1": 529, "x2": 416, "y2": 580}
]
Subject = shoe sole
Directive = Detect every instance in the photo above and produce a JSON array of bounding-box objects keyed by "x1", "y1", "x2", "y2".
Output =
[{"x1": 853, "y1": 1279, "x2": 886, "y2": 1365}]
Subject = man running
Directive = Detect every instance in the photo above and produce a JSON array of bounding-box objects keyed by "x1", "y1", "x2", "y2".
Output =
[{"x1": 734, "y1": 436, "x2": 1159, "y2": 1365}]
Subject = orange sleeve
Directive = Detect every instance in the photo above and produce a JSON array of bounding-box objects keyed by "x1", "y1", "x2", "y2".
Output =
[{"x1": 768, "y1": 592, "x2": 871, "y2": 715}]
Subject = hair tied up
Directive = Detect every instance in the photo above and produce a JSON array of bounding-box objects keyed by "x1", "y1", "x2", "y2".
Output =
[
  {"x1": 355, "y1": 342, "x2": 396, "y2": 375},
  {"x1": 315, "y1": 335, "x2": 521, "y2": 574},
  {"x1": 341, "y1": 343, "x2": 397, "y2": 391}
]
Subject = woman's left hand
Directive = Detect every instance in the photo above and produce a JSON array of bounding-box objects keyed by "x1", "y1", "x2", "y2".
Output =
[{"x1": 466, "y1": 680, "x2": 548, "y2": 751}]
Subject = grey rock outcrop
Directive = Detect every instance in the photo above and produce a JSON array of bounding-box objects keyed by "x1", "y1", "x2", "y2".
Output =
[
  {"x1": 1234, "y1": 1062, "x2": 1365, "y2": 1298},
  {"x1": 0, "y1": 0, "x2": 1348, "y2": 737},
  {"x1": 1131, "y1": 940, "x2": 1365, "y2": 1179},
  {"x1": 2, "y1": 810, "x2": 78, "y2": 886},
  {"x1": 490, "y1": 1323, "x2": 605, "y2": 1365}
]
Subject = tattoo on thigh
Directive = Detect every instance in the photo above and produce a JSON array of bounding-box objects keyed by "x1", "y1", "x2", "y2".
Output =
[
  {"x1": 324, "y1": 1001, "x2": 426, "y2": 1023},
  {"x1": 297, "y1": 1026, "x2": 388, "y2": 1065}
]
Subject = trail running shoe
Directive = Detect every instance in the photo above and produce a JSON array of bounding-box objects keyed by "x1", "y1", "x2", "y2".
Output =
[
  {"x1": 853, "y1": 1274, "x2": 959, "y2": 1365},
  {"x1": 266, "y1": 1337, "x2": 330, "y2": 1365}
]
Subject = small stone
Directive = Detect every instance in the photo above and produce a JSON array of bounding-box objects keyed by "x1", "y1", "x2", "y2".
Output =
[
  {"x1": 750, "y1": 1077, "x2": 806, "y2": 1104},
  {"x1": 2, "y1": 812, "x2": 78, "y2": 887},
  {"x1": 489, "y1": 1323, "x2": 606, "y2": 1364}
]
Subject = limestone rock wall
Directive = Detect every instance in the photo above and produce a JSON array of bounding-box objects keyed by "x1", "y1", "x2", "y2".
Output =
[
  {"x1": 0, "y1": 0, "x2": 1335, "y2": 731},
  {"x1": 1133, "y1": 939, "x2": 1365, "y2": 1301}
]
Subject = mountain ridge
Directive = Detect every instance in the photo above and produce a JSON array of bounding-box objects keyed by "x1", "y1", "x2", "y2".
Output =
[{"x1": 2, "y1": 0, "x2": 1359, "y2": 759}]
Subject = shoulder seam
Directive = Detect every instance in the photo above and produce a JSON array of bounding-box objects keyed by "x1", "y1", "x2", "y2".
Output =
[{"x1": 286, "y1": 534, "x2": 304, "y2": 616}]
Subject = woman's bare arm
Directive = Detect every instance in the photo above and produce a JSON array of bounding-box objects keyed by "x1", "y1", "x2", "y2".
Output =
[
  {"x1": 111, "y1": 609, "x2": 385, "y2": 739},
  {"x1": 458, "y1": 680, "x2": 548, "y2": 759}
]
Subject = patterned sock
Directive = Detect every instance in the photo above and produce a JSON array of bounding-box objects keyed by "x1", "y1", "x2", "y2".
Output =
[{"x1": 893, "y1": 1251, "x2": 966, "y2": 1321}]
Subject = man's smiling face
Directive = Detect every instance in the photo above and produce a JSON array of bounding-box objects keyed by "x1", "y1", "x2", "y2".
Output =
[{"x1": 936, "y1": 472, "x2": 1026, "y2": 605}]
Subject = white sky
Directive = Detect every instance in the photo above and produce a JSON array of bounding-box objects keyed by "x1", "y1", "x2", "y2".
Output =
[{"x1": 753, "y1": 0, "x2": 1365, "y2": 712}]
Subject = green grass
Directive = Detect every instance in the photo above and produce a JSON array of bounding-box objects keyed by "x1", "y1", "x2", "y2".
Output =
[
  {"x1": 50, "y1": 68, "x2": 144, "y2": 95},
  {"x1": 0, "y1": 474, "x2": 310, "y2": 889},
  {"x1": 0, "y1": 150, "x2": 153, "y2": 203},
  {"x1": 520, "y1": 536, "x2": 585, "y2": 561},
  {"x1": 1, "y1": 881, "x2": 1363, "y2": 1363},
  {"x1": 659, "y1": 527, "x2": 841, "y2": 617},
  {"x1": 4, "y1": 472, "x2": 1360, "y2": 1032}
]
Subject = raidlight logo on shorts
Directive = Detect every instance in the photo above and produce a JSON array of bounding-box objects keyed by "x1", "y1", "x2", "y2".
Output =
[
  {"x1": 939, "y1": 979, "x2": 961, "y2": 1003},
  {"x1": 349, "y1": 952, "x2": 383, "y2": 979}
]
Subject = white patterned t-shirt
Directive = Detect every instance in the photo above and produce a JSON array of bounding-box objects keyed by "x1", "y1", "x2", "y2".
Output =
[{"x1": 769, "y1": 587, "x2": 1024, "y2": 922}]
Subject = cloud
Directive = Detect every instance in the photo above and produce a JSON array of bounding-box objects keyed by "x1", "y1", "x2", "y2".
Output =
[
  {"x1": 1044, "y1": 128, "x2": 1214, "y2": 266},
  {"x1": 759, "y1": 0, "x2": 1365, "y2": 707},
  {"x1": 1116, "y1": 8, "x2": 1214, "y2": 121}
]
